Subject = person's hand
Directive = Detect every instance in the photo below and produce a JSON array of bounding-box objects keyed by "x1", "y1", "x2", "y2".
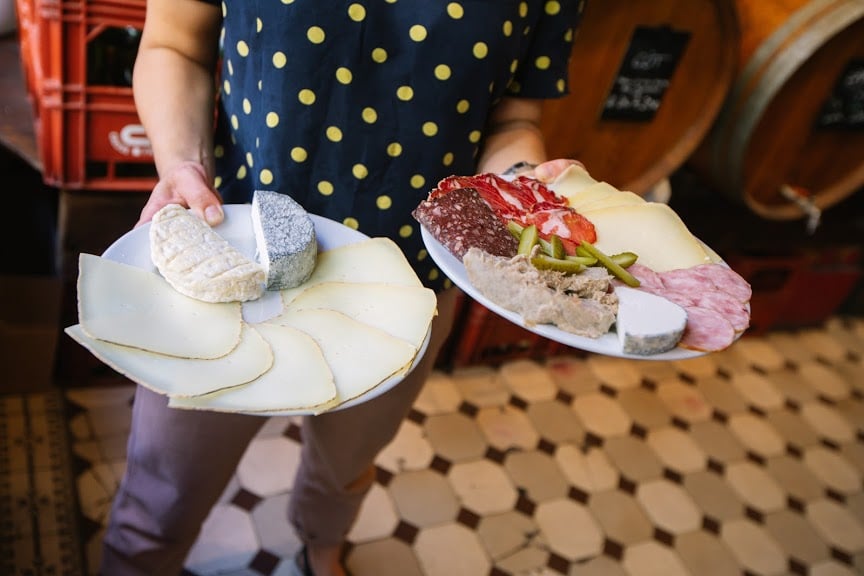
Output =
[
  {"x1": 135, "y1": 161, "x2": 223, "y2": 228},
  {"x1": 533, "y1": 158, "x2": 584, "y2": 183}
]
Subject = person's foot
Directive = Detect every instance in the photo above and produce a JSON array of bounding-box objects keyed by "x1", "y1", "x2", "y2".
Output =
[{"x1": 293, "y1": 544, "x2": 345, "y2": 576}]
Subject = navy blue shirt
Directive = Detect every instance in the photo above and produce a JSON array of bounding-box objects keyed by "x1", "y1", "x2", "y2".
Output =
[{"x1": 203, "y1": 0, "x2": 584, "y2": 291}]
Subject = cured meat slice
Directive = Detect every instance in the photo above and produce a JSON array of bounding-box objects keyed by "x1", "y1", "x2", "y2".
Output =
[
  {"x1": 688, "y1": 263, "x2": 753, "y2": 303},
  {"x1": 413, "y1": 187, "x2": 518, "y2": 259},
  {"x1": 693, "y1": 290, "x2": 750, "y2": 333},
  {"x1": 678, "y1": 306, "x2": 736, "y2": 352},
  {"x1": 620, "y1": 264, "x2": 664, "y2": 290}
]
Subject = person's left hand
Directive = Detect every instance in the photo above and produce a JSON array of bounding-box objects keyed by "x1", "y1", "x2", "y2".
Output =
[{"x1": 532, "y1": 158, "x2": 585, "y2": 183}]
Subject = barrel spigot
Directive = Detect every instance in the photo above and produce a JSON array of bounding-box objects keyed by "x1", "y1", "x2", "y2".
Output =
[{"x1": 780, "y1": 185, "x2": 821, "y2": 235}]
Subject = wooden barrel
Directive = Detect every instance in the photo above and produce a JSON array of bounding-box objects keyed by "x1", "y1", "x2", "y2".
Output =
[
  {"x1": 539, "y1": 0, "x2": 739, "y2": 195},
  {"x1": 692, "y1": 0, "x2": 864, "y2": 220}
]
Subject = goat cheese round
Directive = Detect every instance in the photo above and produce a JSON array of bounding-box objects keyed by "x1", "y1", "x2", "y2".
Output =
[
  {"x1": 615, "y1": 286, "x2": 687, "y2": 355},
  {"x1": 251, "y1": 190, "x2": 318, "y2": 290}
]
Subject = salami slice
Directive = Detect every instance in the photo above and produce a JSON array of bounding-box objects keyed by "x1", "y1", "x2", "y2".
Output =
[
  {"x1": 694, "y1": 290, "x2": 750, "y2": 333},
  {"x1": 626, "y1": 264, "x2": 664, "y2": 290},
  {"x1": 688, "y1": 264, "x2": 753, "y2": 303},
  {"x1": 678, "y1": 306, "x2": 736, "y2": 352},
  {"x1": 413, "y1": 187, "x2": 518, "y2": 259},
  {"x1": 659, "y1": 267, "x2": 708, "y2": 294},
  {"x1": 641, "y1": 286, "x2": 696, "y2": 308}
]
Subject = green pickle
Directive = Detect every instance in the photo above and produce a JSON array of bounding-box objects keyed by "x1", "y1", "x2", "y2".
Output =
[
  {"x1": 517, "y1": 224, "x2": 539, "y2": 256},
  {"x1": 548, "y1": 235, "x2": 565, "y2": 259},
  {"x1": 530, "y1": 253, "x2": 584, "y2": 274},
  {"x1": 578, "y1": 241, "x2": 640, "y2": 287}
]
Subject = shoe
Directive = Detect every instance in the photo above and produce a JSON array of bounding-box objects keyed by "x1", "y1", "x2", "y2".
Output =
[{"x1": 288, "y1": 546, "x2": 315, "y2": 576}]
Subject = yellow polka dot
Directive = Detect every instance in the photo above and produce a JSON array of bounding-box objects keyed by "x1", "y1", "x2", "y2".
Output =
[
  {"x1": 298, "y1": 89, "x2": 316, "y2": 105},
  {"x1": 260, "y1": 169, "x2": 273, "y2": 185},
  {"x1": 348, "y1": 3, "x2": 366, "y2": 21},
  {"x1": 227, "y1": 59, "x2": 234, "y2": 76},
  {"x1": 524, "y1": 25, "x2": 531, "y2": 36},
  {"x1": 281, "y1": 0, "x2": 294, "y2": 3},
  {"x1": 246, "y1": 152, "x2": 254, "y2": 167},
  {"x1": 503, "y1": 20, "x2": 513, "y2": 36},
  {"x1": 236, "y1": 40, "x2": 249, "y2": 57},
  {"x1": 410, "y1": 175, "x2": 425, "y2": 189},
  {"x1": 468, "y1": 130, "x2": 482, "y2": 143},
  {"x1": 535, "y1": 56, "x2": 551, "y2": 70},
  {"x1": 456, "y1": 100, "x2": 470, "y2": 114},
  {"x1": 417, "y1": 249, "x2": 428, "y2": 261},
  {"x1": 442, "y1": 152, "x2": 454, "y2": 166},
  {"x1": 362, "y1": 107, "x2": 377, "y2": 123},
  {"x1": 489, "y1": 81, "x2": 495, "y2": 93},
  {"x1": 272, "y1": 52, "x2": 288, "y2": 69},
  {"x1": 409, "y1": 25, "x2": 427, "y2": 42},
  {"x1": 307, "y1": 26, "x2": 325, "y2": 44},
  {"x1": 256, "y1": 18, "x2": 263, "y2": 32},
  {"x1": 257, "y1": 80, "x2": 262, "y2": 91},
  {"x1": 422, "y1": 122, "x2": 438, "y2": 137},
  {"x1": 385, "y1": 0, "x2": 396, "y2": 3},
  {"x1": 443, "y1": 278, "x2": 452, "y2": 289},
  {"x1": 519, "y1": 2, "x2": 528, "y2": 17},
  {"x1": 214, "y1": 145, "x2": 225, "y2": 158},
  {"x1": 387, "y1": 142, "x2": 403, "y2": 157},
  {"x1": 326, "y1": 126, "x2": 343, "y2": 142},
  {"x1": 223, "y1": 79, "x2": 231, "y2": 95},
  {"x1": 237, "y1": 165, "x2": 247, "y2": 179},
  {"x1": 242, "y1": 98, "x2": 252, "y2": 114},
  {"x1": 510, "y1": 59, "x2": 519, "y2": 73},
  {"x1": 556, "y1": 78, "x2": 566, "y2": 93},
  {"x1": 352, "y1": 164, "x2": 368, "y2": 179},
  {"x1": 214, "y1": 176, "x2": 223, "y2": 188},
  {"x1": 318, "y1": 181, "x2": 334, "y2": 196},
  {"x1": 335, "y1": 67, "x2": 353, "y2": 84},
  {"x1": 428, "y1": 269, "x2": 440, "y2": 281},
  {"x1": 266, "y1": 112, "x2": 279, "y2": 128},
  {"x1": 372, "y1": 48, "x2": 388, "y2": 63},
  {"x1": 291, "y1": 147, "x2": 308, "y2": 162},
  {"x1": 545, "y1": 1, "x2": 561, "y2": 15},
  {"x1": 396, "y1": 86, "x2": 414, "y2": 101},
  {"x1": 399, "y1": 225, "x2": 413, "y2": 238},
  {"x1": 564, "y1": 28, "x2": 573, "y2": 42},
  {"x1": 447, "y1": 3, "x2": 464, "y2": 18},
  {"x1": 231, "y1": 115, "x2": 239, "y2": 130},
  {"x1": 343, "y1": 217, "x2": 359, "y2": 230},
  {"x1": 434, "y1": 64, "x2": 451, "y2": 80},
  {"x1": 473, "y1": 42, "x2": 488, "y2": 59},
  {"x1": 376, "y1": 195, "x2": 392, "y2": 210}
]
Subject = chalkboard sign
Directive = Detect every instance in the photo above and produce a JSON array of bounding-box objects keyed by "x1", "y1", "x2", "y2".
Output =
[
  {"x1": 816, "y1": 59, "x2": 864, "y2": 131},
  {"x1": 601, "y1": 26, "x2": 691, "y2": 122}
]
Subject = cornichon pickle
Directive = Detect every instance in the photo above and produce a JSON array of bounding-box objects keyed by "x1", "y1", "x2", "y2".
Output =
[
  {"x1": 548, "y1": 235, "x2": 565, "y2": 259},
  {"x1": 517, "y1": 224, "x2": 539, "y2": 255},
  {"x1": 578, "y1": 241, "x2": 641, "y2": 287},
  {"x1": 610, "y1": 251, "x2": 638, "y2": 268},
  {"x1": 530, "y1": 253, "x2": 584, "y2": 274},
  {"x1": 565, "y1": 255, "x2": 597, "y2": 266},
  {"x1": 507, "y1": 220, "x2": 524, "y2": 240}
]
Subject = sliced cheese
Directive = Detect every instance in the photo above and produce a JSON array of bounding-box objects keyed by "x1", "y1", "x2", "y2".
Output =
[
  {"x1": 65, "y1": 323, "x2": 273, "y2": 397},
  {"x1": 77, "y1": 253, "x2": 242, "y2": 359},
  {"x1": 168, "y1": 323, "x2": 337, "y2": 413},
  {"x1": 267, "y1": 309, "x2": 418, "y2": 404},
  {"x1": 615, "y1": 286, "x2": 687, "y2": 355},
  {"x1": 576, "y1": 190, "x2": 645, "y2": 212},
  {"x1": 548, "y1": 164, "x2": 599, "y2": 201},
  {"x1": 561, "y1": 182, "x2": 619, "y2": 211},
  {"x1": 278, "y1": 282, "x2": 437, "y2": 348},
  {"x1": 583, "y1": 203, "x2": 713, "y2": 272},
  {"x1": 281, "y1": 237, "x2": 422, "y2": 304}
]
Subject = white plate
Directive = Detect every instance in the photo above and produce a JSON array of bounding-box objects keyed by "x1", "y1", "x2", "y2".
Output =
[
  {"x1": 421, "y1": 225, "x2": 707, "y2": 361},
  {"x1": 103, "y1": 204, "x2": 430, "y2": 414}
]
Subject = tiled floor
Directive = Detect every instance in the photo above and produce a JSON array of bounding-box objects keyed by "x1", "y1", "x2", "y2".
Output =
[{"x1": 4, "y1": 316, "x2": 864, "y2": 576}]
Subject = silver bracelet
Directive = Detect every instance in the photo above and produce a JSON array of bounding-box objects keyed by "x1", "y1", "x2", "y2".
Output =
[{"x1": 501, "y1": 161, "x2": 537, "y2": 176}]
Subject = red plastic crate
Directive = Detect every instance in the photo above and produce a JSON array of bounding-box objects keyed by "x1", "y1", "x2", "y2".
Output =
[{"x1": 15, "y1": 0, "x2": 157, "y2": 191}]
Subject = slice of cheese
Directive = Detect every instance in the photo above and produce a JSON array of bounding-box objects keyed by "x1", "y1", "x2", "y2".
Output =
[
  {"x1": 77, "y1": 253, "x2": 242, "y2": 359},
  {"x1": 562, "y1": 182, "x2": 620, "y2": 211},
  {"x1": 278, "y1": 282, "x2": 437, "y2": 349},
  {"x1": 281, "y1": 237, "x2": 422, "y2": 304},
  {"x1": 615, "y1": 286, "x2": 687, "y2": 355},
  {"x1": 548, "y1": 164, "x2": 599, "y2": 201},
  {"x1": 576, "y1": 190, "x2": 646, "y2": 212},
  {"x1": 267, "y1": 309, "x2": 418, "y2": 404},
  {"x1": 150, "y1": 204, "x2": 265, "y2": 303},
  {"x1": 251, "y1": 190, "x2": 317, "y2": 290},
  {"x1": 168, "y1": 323, "x2": 337, "y2": 413},
  {"x1": 65, "y1": 323, "x2": 273, "y2": 397},
  {"x1": 582, "y1": 203, "x2": 713, "y2": 272}
]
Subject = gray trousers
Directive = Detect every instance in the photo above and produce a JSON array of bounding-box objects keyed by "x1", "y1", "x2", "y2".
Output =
[{"x1": 100, "y1": 288, "x2": 460, "y2": 575}]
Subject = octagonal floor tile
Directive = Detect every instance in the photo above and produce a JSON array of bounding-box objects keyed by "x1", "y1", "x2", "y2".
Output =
[
  {"x1": 721, "y1": 519, "x2": 787, "y2": 576},
  {"x1": 637, "y1": 479, "x2": 702, "y2": 535},
  {"x1": 414, "y1": 523, "x2": 490, "y2": 576},
  {"x1": 423, "y1": 413, "x2": 487, "y2": 463},
  {"x1": 346, "y1": 537, "x2": 424, "y2": 576},
  {"x1": 448, "y1": 459, "x2": 517, "y2": 516},
  {"x1": 504, "y1": 450, "x2": 569, "y2": 503},
  {"x1": 555, "y1": 445, "x2": 619, "y2": 494},
  {"x1": 622, "y1": 541, "x2": 690, "y2": 576},
  {"x1": 237, "y1": 436, "x2": 301, "y2": 497},
  {"x1": 376, "y1": 419, "x2": 434, "y2": 474},
  {"x1": 586, "y1": 356, "x2": 643, "y2": 390},
  {"x1": 476, "y1": 511, "x2": 547, "y2": 575},
  {"x1": 476, "y1": 405, "x2": 539, "y2": 451},
  {"x1": 526, "y1": 400, "x2": 585, "y2": 445},
  {"x1": 498, "y1": 359, "x2": 558, "y2": 402},
  {"x1": 388, "y1": 469, "x2": 459, "y2": 528},
  {"x1": 184, "y1": 504, "x2": 258, "y2": 574},
  {"x1": 588, "y1": 489, "x2": 653, "y2": 545},
  {"x1": 646, "y1": 426, "x2": 707, "y2": 474},
  {"x1": 413, "y1": 371, "x2": 462, "y2": 415},
  {"x1": 347, "y1": 483, "x2": 399, "y2": 543},
  {"x1": 534, "y1": 499, "x2": 603, "y2": 561},
  {"x1": 571, "y1": 393, "x2": 631, "y2": 438}
]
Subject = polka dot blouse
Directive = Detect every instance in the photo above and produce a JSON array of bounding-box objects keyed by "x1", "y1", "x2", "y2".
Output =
[{"x1": 202, "y1": 0, "x2": 584, "y2": 292}]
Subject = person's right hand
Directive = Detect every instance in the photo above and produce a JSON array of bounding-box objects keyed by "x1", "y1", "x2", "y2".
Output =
[{"x1": 135, "y1": 161, "x2": 223, "y2": 228}]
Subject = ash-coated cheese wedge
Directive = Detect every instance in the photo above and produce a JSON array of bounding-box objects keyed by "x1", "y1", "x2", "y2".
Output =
[
  {"x1": 65, "y1": 323, "x2": 273, "y2": 397},
  {"x1": 615, "y1": 286, "x2": 687, "y2": 355},
  {"x1": 150, "y1": 204, "x2": 265, "y2": 303},
  {"x1": 281, "y1": 237, "x2": 422, "y2": 305},
  {"x1": 77, "y1": 253, "x2": 242, "y2": 359},
  {"x1": 251, "y1": 190, "x2": 317, "y2": 290},
  {"x1": 168, "y1": 323, "x2": 338, "y2": 413}
]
